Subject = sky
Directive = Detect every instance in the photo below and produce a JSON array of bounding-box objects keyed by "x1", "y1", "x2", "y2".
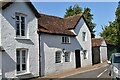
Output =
[{"x1": 32, "y1": 2, "x2": 118, "y2": 38}]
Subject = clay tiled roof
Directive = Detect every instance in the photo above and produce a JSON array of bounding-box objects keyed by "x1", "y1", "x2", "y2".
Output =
[
  {"x1": 65, "y1": 14, "x2": 82, "y2": 30},
  {"x1": 38, "y1": 14, "x2": 83, "y2": 36},
  {"x1": 92, "y1": 38, "x2": 103, "y2": 47}
]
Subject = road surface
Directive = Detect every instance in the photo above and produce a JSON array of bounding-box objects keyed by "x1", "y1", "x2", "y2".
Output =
[{"x1": 57, "y1": 66, "x2": 112, "y2": 80}]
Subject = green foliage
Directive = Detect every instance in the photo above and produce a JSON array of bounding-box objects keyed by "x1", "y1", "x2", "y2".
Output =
[
  {"x1": 100, "y1": 21, "x2": 118, "y2": 45},
  {"x1": 64, "y1": 4, "x2": 96, "y2": 38},
  {"x1": 100, "y1": 1, "x2": 120, "y2": 52},
  {"x1": 64, "y1": 4, "x2": 82, "y2": 18},
  {"x1": 83, "y1": 8, "x2": 96, "y2": 38}
]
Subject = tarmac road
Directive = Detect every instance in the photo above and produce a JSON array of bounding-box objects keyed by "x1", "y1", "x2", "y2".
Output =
[{"x1": 65, "y1": 65, "x2": 111, "y2": 79}]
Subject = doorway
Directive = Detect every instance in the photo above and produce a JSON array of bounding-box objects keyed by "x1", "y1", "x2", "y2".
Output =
[{"x1": 75, "y1": 50, "x2": 81, "y2": 68}]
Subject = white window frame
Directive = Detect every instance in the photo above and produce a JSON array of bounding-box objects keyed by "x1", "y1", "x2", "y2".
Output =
[
  {"x1": 16, "y1": 49, "x2": 28, "y2": 74},
  {"x1": 82, "y1": 32, "x2": 87, "y2": 41},
  {"x1": 62, "y1": 36, "x2": 70, "y2": 44},
  {"x1": 55, "y1": 51, "x2": 62, "y2": 63},
  {"x1": 65, "y1": 52, "x2": 70, "y2": 62},
  {"x1": 15, "y1": 13, "x2": 27, "y2": 37}
]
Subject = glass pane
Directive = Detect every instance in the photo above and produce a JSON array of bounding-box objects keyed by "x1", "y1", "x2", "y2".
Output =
[
  {"x1": 22, "y1": 64, "x2": 26, "y2": 70},
  {"x1": 17, "y1": 51, "x2": 20, "y2": 57},
  {"x1": 16, "y1": 22, "x2": 20, "y2": 36},
  {"x1": 56, "y1": 52, "x2": 61, "y2": 63},
  {"x1": 16, "y1": 30, "x2": 20, "y2": 36},
  {"x1": 62, "y1": 37, "x2": 64, "y2": 43},
  {"x1": 17, "y1": 64, "x2": 20, "y2": 71},
  {"x1": 16, "y1": 50, "x2": 20, "y2": 63},
  {"x1": 16, "y1": 23, "x2": 19, "y2": 30},
  {"x1": 17, "y1": 58, "x2": 20, "y2": 63},
  {"x1": 66, "y1": 37, "x2": 69, "y2": 43},
  {"x1": 21, "y1": 23, "x2": 25, "y2": 29},
  {"x1": 22, "y1": 50, "x2": 26, "y2": 56},
  {"x1": 16, "y1": 16, "x2": 19, "y2": 20},
  {"x1": 65, "y1": 52, "x2": 70, "y2": 62},
  {"x1": 83, "y1": 32, "x2": 86, "y2": 41},
  {"x1": 21, "y1": 16, "x2": 25, "y2": 23},
  {"x1": 22, "y1": 57, "x2": 26, "y2": 63},
  {"x1": 21, "y1": 30, "x2": 25, "y2": 36},
  {"x1": 22, "y1": 50, "x2": 26, "y2": 63}
]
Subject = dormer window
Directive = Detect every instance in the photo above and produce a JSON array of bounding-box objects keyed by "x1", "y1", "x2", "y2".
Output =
[
  {"x1": 62, "y1": 36, "x2": 70, "y2": 44},
  {"x1": 16, "y1": 13, "x2": 26, "y2": 37}
]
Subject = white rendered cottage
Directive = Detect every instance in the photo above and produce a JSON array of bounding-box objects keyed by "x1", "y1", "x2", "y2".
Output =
[
  {"x1": 38, "y1": 14, "x2": 92, "y2": 76},
  {"x1": 0, "y1": 1, "x2": 93, "y2": 79},
  {"x1": 0, "y1": 1, "x2": 40, "y2": 79}
]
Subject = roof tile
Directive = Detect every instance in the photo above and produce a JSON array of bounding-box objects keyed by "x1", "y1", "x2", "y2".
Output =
[
  {"x1": 38, "y1": 14, "x2": 82, "y2": 36},
  {"x1": 92, "y1": 38, "x2": 103, "y2": 47}
]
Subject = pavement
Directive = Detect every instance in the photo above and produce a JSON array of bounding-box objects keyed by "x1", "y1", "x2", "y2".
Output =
[{"x1": 32, "y1": 62, "x2": 108, "y2": 80}]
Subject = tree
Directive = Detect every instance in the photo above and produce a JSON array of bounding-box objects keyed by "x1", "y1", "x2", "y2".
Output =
[
  {"x1": 83, "y1": 8, "x2": 96, "y2": 38},
  {"x1": 64, "y1": 4, "x2": 96, "y2": 38},
  {"x1": 100, "y1": 1, "x2": 120, "y2": 52},
  {"x1": 64, "y1": 4, "x2": 82, "y2": 18},
  {"x1": 115, "y1": 1, "x2": 120, "y2": 52},
  {"x1": 100, "y1": 21, "x2": 118, "y2": 45}
]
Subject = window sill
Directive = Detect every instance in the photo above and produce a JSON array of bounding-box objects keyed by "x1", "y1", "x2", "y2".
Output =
[
  {"x1": 14, "y1": 37, "x2": 30, "y2": 40},
  {"x1": 61, "y1": 43, "x2": 71, "y2": 44},
  {"x1": 16, "y1": 72, "x2": 31, "y2": 76}
]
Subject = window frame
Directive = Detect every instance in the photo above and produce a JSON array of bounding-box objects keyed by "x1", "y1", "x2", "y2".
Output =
[
  {"x1": 16, "y1": 49, "x2": 28, "y2": 74},
  {"x1": 15, "y1": 13, "x2": 27, "y2": 37},
  {"x1": 62, "y1": 36, "x2": 70, "y2": 44},
  {"x1": 64, "y1": 52, "x2": 70, "y2": 62},
  {"x1": 55, "y1": 51, "x2": 62, "y2": 63}
]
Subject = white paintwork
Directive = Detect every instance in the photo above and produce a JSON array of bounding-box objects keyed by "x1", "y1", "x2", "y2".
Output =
[
  {"x1": 0, "y1": 8, "x2": 2, "y2": 80},
  {"x1": 0, "y1": 52, "x2": 2, "y2": 80},
  {"x1": 0, "y1": 8, "x2": 2, "y2": 45},
  {"x1": 40, "y1": 17, "x2": 92, "y2": 76},
  {"x1": 1, "y1": 2, "x2": 39, "y2": 78},
  {"x1": 100, "y1": 39, "x2": 107, "y2": 63}
]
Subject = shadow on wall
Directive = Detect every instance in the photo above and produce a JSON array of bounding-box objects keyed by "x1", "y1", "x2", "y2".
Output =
[
  {"x1": 2, "y1": 51, "x2": 16, "y2": 78},
  {"x1": 42, "y1": 37, "x2": 83, "y2": 52},
  {"x1": 16, "y1": 39, "x2": 34, "y2": 45},
  {"x1": 2, "y1": 51, "x2": 35, "y2": 79},
  {"x1": 40, "y1": 35, "x2": 83, "y2": 76}
]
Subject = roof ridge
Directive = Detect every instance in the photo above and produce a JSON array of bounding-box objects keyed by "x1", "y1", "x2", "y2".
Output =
[
  {"x1": 64, "y1": 13, "x2": 83, "y2": 19},
  {"x1": 40, "y1": 13, "x2": 64, "y2": 20}
]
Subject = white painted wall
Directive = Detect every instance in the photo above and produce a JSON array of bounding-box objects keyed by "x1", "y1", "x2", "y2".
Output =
[
  {"x1": 40, "y1": 17, "x2": 92, "y2": 76},
  {"x1": 0, "y1": 52, "x2": 2, "y2": 80},
  {"x1": 40, "y1": 34, "x2": 80, "y2": 76},
  {"x1": 0, "y1": 8, "x2": 2, "y2": 45},
  {"x1": 100, "y1": 40, "x2": 107, "y2": 62},
  {"x1": 0, "y1": 8, "x2": 2, "y2": 80},
  {"x1": 74, "y1": 18, "x2": 92, "y2": 67},
  {"x1": 2, "y1": 2, "x2": 39, "y2": 78}
]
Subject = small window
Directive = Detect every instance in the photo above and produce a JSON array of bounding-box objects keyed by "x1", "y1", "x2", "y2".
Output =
[
  {"x1": 55, "y1": 51, "x2": 62, "y2": 63},
  {"x1": 82, "y1": 32, "x2": 86, "y2": 41},
  {"x1": 62, "y1": 36, "x2": 70, "y2": 44},
  {"x1": 16, "y1": 49, "x2": 28, "y2": 74},
  {"x1": 65, "y1": 52, "x2": 70, "y2": 62},
  {"x1": 83, "y1": 50, "x2": 88, "y2": 59},
  {"x1": 16, "y1": 13, "x2": 26, "y2": 37}
]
